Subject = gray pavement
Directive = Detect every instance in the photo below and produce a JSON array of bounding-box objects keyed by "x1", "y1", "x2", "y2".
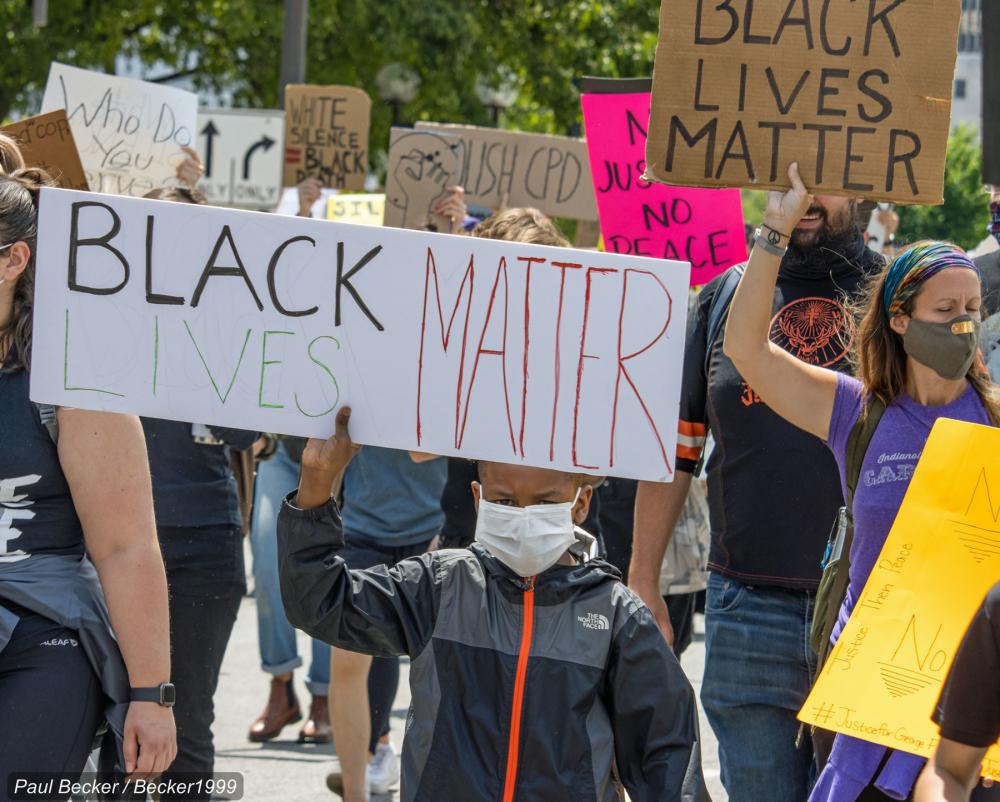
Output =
[{"x1": 212, "y1": 577, "x2": 725, "y2": 801}]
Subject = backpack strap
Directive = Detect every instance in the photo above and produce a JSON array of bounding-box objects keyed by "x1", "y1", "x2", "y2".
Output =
[
  {"x1": 34, "y1": 402, "x2": 59, "y2": 445},
  {"x1": 816, "y1": 396, "x2": 886, "y2": 665},
  {"x1": 694, "y1": 264, "x2": 745, "y2": 476},
  {"x1": 704, "y1": 263, "x2": 746, "y2": 378},
  {"x1": 846, "y1": 397, "x2": 887, "y2": 510}
]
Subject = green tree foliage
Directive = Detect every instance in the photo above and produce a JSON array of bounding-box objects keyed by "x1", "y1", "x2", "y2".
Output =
[
  {"x1": 0, "y1": 1, "x2": 283, "y2": 120},
  {"x1": 1, "y1": 0, "x2": 659, "y2": 163},
  {"x1": 896, "y1": 126, "x2": 989, "y2": 252},
  {"x1": 8, "y1": 0, "x2": 985, "y2": 251},
  {"x1": 741, "y1": 190, "x2": 767, "y2": 228}
]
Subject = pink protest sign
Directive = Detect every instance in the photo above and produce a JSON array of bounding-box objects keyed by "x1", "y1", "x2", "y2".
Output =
[{"x1": 581, "y1": 91, "x2": 747, "y2": 287}]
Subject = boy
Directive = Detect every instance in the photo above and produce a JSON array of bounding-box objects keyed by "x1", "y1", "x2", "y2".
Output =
[{"x1": 278, "y1": 408, "x2": 709, "y2": 802}]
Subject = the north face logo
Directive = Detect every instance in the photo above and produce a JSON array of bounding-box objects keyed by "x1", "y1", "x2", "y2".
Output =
[{"x1": 577, "y1": 613, "x2": 609, "y2": 631}]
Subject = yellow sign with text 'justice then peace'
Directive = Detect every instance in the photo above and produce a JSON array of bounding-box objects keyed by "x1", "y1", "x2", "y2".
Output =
[{"x1": 799, "y1": 419, "x2": 1000, "y2": 778}]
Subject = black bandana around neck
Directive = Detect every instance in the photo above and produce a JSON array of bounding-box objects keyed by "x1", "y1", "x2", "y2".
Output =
[{"x1": 779, "y1": 230, "x2": 879, "y2": 282}]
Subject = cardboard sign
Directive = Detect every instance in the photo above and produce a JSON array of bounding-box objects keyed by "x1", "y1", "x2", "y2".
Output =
[
  {"x1": 644, "y1": 1, "x2": 962, "y2": 204},
  {"x1": 41, "y1": 63, "x2": 197, "y2": 197},
  {"x1": 414, "y1": 122, "x2": 598, "y2": 221},
  {"x1": 383, "y1": 128, "x2": 463, "y2": 231},
  {"x1": 799, "y1": 420, "x2": 1000, "y2": 778},
  {"x1": 1, "y1": 111, "x2": 89, "y2": 191},
  {"x1": 196, "y1": 109, "x2": 283, "y2": 209},
  {"x1": 581, "y1": 85, "x2": 746, "y2": 286},
  {"x1": 283, "y1": 85, "x2": 371, "y2": 191},
  {"x1": 327, "y1": 194, "x2": 385, "y2": 227},
  {"x1": 30, "y1": 188, "x2": 691, "y2": 482}
]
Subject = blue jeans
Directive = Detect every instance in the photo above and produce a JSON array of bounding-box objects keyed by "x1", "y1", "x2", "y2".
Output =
[
  {"x1": 701, "y1": 572, "x2": 819, "y2": 802},
  {"x1": 250, "y1": 443, "x2": 330, "y2": 695}
]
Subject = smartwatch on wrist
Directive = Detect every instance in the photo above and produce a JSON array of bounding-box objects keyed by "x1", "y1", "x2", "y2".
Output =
[{"x1": 131, "y1": 683, "x2": 176, "y2": 708}]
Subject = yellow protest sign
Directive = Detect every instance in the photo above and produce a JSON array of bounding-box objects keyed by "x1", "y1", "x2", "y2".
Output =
[
  {"x1": 799, "y1": 419, "x2": 1000, "y2": 778},
  {"x1": 326, "y1": 193, "x2": 385, "y2": 227}
]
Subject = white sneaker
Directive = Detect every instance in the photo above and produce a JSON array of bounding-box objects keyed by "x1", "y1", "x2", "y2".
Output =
[{"x1": 367, "y1": 742, "x2": 400, "y2": 795}]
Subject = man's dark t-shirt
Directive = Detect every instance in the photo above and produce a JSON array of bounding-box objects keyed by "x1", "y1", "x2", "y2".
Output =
[
  {"x1": 141, "y1": 419, "x2": 259, "y2": 529},
  {"x1": 676, "y1": 234, "x2": 883, "y2": 590},
  {"x1": 933, "y1": 582, "x2": 1000, "y2": 749}
]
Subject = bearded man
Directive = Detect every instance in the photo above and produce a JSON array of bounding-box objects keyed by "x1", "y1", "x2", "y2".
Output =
[{"x1": 629, "y1": 194, "x2": 882, "y2": 802}]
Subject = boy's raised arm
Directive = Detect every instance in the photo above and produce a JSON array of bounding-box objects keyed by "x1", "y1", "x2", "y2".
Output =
[{"x1": 277, "y1": 408, "x2": 439, "y2": 658}]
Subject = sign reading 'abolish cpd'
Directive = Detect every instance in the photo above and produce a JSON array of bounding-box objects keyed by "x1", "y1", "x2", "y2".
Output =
[
  {"x1": 414, "y1": 122, "x2": 598, "y2": 221},
  {"x1": 30, "y1": 188, "x2": 690, "y2": 482},
  {"x1": 645, "y1": 0, "x2": 962, "y2": 204}
]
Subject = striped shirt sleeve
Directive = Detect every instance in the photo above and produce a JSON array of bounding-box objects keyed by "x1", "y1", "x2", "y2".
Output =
[{"x1": 675, "y1": 286, "x2": 712, "y2": 474}]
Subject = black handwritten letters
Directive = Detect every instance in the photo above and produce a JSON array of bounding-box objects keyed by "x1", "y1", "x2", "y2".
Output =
[
  {"x1": 414, "y1": 123, "x2": 599, "y2": 220},
  {"x1": 66, "y1": 201, "x2": 380, "y2": 327},
  {"x1": 32, "y1": 188, "x2": 689, "y2": 481},
  {"x1": 645, "y1": 0, "x2": 961, "y2": 203},
  {"x1": 42, "y1": 63, "x2": 198, "y2": 197},
  {"x1": 283, "y1": 86, "x2": 371, "y2": 191},
  {"x1": 581, "y1": 90, "x2": 746, "y2": 286}
]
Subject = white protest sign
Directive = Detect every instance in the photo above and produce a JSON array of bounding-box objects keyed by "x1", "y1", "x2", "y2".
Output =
[
  {"x1": 42, "y1": 63, "x2": 198, "y2": 198},
  {"x1": 30, "y1": 189, "x2": 690, "y2": 481},
  {"x1": 274, "y1": 186, "x2": 338, "y2": 218},
  {"x1": 197, "y1": 109, "x2": 283, "y2": 209}
]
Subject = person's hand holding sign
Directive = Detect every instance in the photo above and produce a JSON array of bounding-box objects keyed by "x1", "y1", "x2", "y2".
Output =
[
  {"x1": 296, "y1": 408, "x2": 360, "y2": 509},
  {"x1": 723, "y1": 162, "x2": 840, "y2": 443},
  {"x1": 763, "y1": 162, "x2": 813, "y2": 241},
  {"x1": 175, "y1": 146, "x2": 204, "y2": 190},
  {"x1": 433, "y1": 185, "x2": 468, "y2": 234},
  {"x1": 297, "y1": 177, "x2": 324, "y2": 218}
]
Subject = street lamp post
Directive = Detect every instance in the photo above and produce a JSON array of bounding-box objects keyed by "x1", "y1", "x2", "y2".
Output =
[
  {"x1": 32, "y1": 0, "x2": 48, "y2": 27},
  {"x1": 376, "y1": 64, "x2": 421, "y2": 127},
  {"x1": 279, "y1": 0, "x2": 309, "y2": 106},
  {"x1": 475, "y1": 67, "x2": 519, "y2": 128}
]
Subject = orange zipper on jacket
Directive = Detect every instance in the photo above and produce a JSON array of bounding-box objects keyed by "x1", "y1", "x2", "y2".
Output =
[{"x1": 501, "y1": 576, "x2": 536, "y2": 802}]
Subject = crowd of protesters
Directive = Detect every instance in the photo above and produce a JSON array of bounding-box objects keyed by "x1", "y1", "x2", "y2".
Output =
[{"x1": 1, "y1": 104, "x2": 999, "y2": 802}]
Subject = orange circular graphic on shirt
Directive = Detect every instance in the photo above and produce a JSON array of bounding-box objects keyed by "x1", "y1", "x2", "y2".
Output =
[{"x1": 769, "y1": 297, "x2": 855, "y2": 367}]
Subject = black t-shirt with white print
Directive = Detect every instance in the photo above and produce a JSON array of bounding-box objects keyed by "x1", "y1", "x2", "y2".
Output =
[
  {"x1": 0, "y1": 365, "x2": 84, "y2": 563},
  {"x1": 676, "y1": 234, "x2": 883, "y2": 590}
]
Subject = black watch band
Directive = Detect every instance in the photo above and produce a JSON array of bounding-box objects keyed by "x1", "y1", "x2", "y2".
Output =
[{"x1": 130, "y1": 683, "x2": 176, "y2": 707}]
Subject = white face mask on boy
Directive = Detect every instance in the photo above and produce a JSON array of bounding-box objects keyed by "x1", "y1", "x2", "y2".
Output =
[{"x1": 474, "y1": 490, "x2": 580, "y2": 578}]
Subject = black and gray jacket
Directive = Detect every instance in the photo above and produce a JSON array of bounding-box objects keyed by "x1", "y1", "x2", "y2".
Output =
[{"x1": 278, "y1": 496, "x2": 710, "y2": 802}]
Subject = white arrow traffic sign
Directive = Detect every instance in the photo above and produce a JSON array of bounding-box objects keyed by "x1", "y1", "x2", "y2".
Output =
[{"x1": 196, "y1": 109, "x2": 283, "y2": 210}]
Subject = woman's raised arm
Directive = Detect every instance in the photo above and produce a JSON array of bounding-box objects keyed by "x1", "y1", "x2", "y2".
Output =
[{"x1": 723, "y1": 163, "x2": 840, "y2": 441}]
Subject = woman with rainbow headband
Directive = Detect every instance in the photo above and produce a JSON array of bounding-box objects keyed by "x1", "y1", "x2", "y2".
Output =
[{"x1": 724, "y1": 163, "x2": 999, "y2": 802}]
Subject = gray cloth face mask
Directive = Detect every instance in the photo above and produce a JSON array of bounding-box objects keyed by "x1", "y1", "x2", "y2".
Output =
[{"x1": 901, "y1": 314, "x2": 981, "y2": 380}]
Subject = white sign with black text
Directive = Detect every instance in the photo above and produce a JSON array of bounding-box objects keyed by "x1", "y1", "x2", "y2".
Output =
[
  {"x1": 30, "y1": 188, "x2": 690, "y2": 481},
  {"x1": 41, "y1": 63, "x2": 198, "y2": 198}
]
